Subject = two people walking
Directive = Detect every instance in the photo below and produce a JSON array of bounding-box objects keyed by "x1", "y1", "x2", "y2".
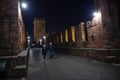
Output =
[{"x1": 41, "y1": 42, "x2": 54, "y2": 59}]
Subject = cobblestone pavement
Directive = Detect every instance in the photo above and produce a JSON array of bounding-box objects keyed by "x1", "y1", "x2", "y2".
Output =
[{"x1": 24, "y1": 48, "x2": 120, "y2": 80}]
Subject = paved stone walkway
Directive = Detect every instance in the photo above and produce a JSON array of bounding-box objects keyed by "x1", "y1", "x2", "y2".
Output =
[{"x1": 25, "y1": 48, "x2": 120, "y2": 80}]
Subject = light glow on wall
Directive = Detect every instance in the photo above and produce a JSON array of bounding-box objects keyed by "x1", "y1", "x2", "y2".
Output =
[
  {"x1": 65, "y1": 29, "x2": 68, "y2": 43},
  {"x1": 81, "y1": 22, "x2": 86, "y2": 41},
  {"x1": 71, "y1": 26, "x2": 76, "y2": 42}
]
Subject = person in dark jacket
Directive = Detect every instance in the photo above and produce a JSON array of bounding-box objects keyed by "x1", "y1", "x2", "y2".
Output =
[
  {"x1": 48, "y1": 42, "x2": 54, "y2": 59},
  {"x1": 42, "y1": 45, "x2": 48, "y2": 59}
]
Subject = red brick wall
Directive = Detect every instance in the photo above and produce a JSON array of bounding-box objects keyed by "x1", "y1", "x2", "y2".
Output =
[
  {"x1": 86, "y1": 0, "x2": 120, "y2": 48},
  {"x1": 0, "y1": 0, "x2": 26, "y2": 56},
  {"x1": 87, "y1": 16, "x2": 107, "y2": 48}
]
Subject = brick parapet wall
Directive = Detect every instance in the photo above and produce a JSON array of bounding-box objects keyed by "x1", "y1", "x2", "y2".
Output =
[
  {"x1": 55, "y1": 47, "x2": 120, "y2": 63},
  {"x1": 0, "y1": 50, "x2": 28, "y2": 78}
]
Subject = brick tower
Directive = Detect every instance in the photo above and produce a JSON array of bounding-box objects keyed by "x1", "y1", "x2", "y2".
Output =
[{"x1": 34, "y1": 18, "x2": 46, "y2": 43}]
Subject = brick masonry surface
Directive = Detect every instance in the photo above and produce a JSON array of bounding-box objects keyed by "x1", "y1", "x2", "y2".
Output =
[{"x1": 55, "y1": 48, "x2": 120, "y2": 63}]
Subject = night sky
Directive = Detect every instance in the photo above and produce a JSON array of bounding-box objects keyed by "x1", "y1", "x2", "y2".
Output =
[{"x1": 22, "y1": 0, "x2": 95, "y2": 38}]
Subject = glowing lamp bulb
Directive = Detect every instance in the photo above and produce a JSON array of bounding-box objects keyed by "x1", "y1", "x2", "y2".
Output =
[
  {"x1": 21, "y1": 2, "x2": 27, "y2": 9},
  {"x1": 93, "y1": 12, "x2": 98, "y2": 17}
]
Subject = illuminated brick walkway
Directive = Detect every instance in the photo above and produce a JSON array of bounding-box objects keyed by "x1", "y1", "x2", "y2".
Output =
[{"x1": 26, "y1": 48, "x2": 120, "y2": 80}]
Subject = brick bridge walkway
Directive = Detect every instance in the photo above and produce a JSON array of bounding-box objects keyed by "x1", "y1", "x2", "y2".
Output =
[{"x1": 24, "y1": 48, "x2": 120, "y2": 80}]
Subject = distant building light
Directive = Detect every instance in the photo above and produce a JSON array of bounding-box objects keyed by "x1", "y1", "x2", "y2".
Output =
[
  {"x1": 40, "y1": 39, "x2": 42, "y2": 42},
  {"x1": 28, "y1": 40, "x2": 30, "y2": 42},
  {"x1": 27, "y1": 36, "x2": 30, "y2": 39},
  {"x1": 39, "y1": 39, "x2": 42, "y2": 45},
  {"x1": 43, "y1": 36, "x2": 46, "y2": 39}
]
